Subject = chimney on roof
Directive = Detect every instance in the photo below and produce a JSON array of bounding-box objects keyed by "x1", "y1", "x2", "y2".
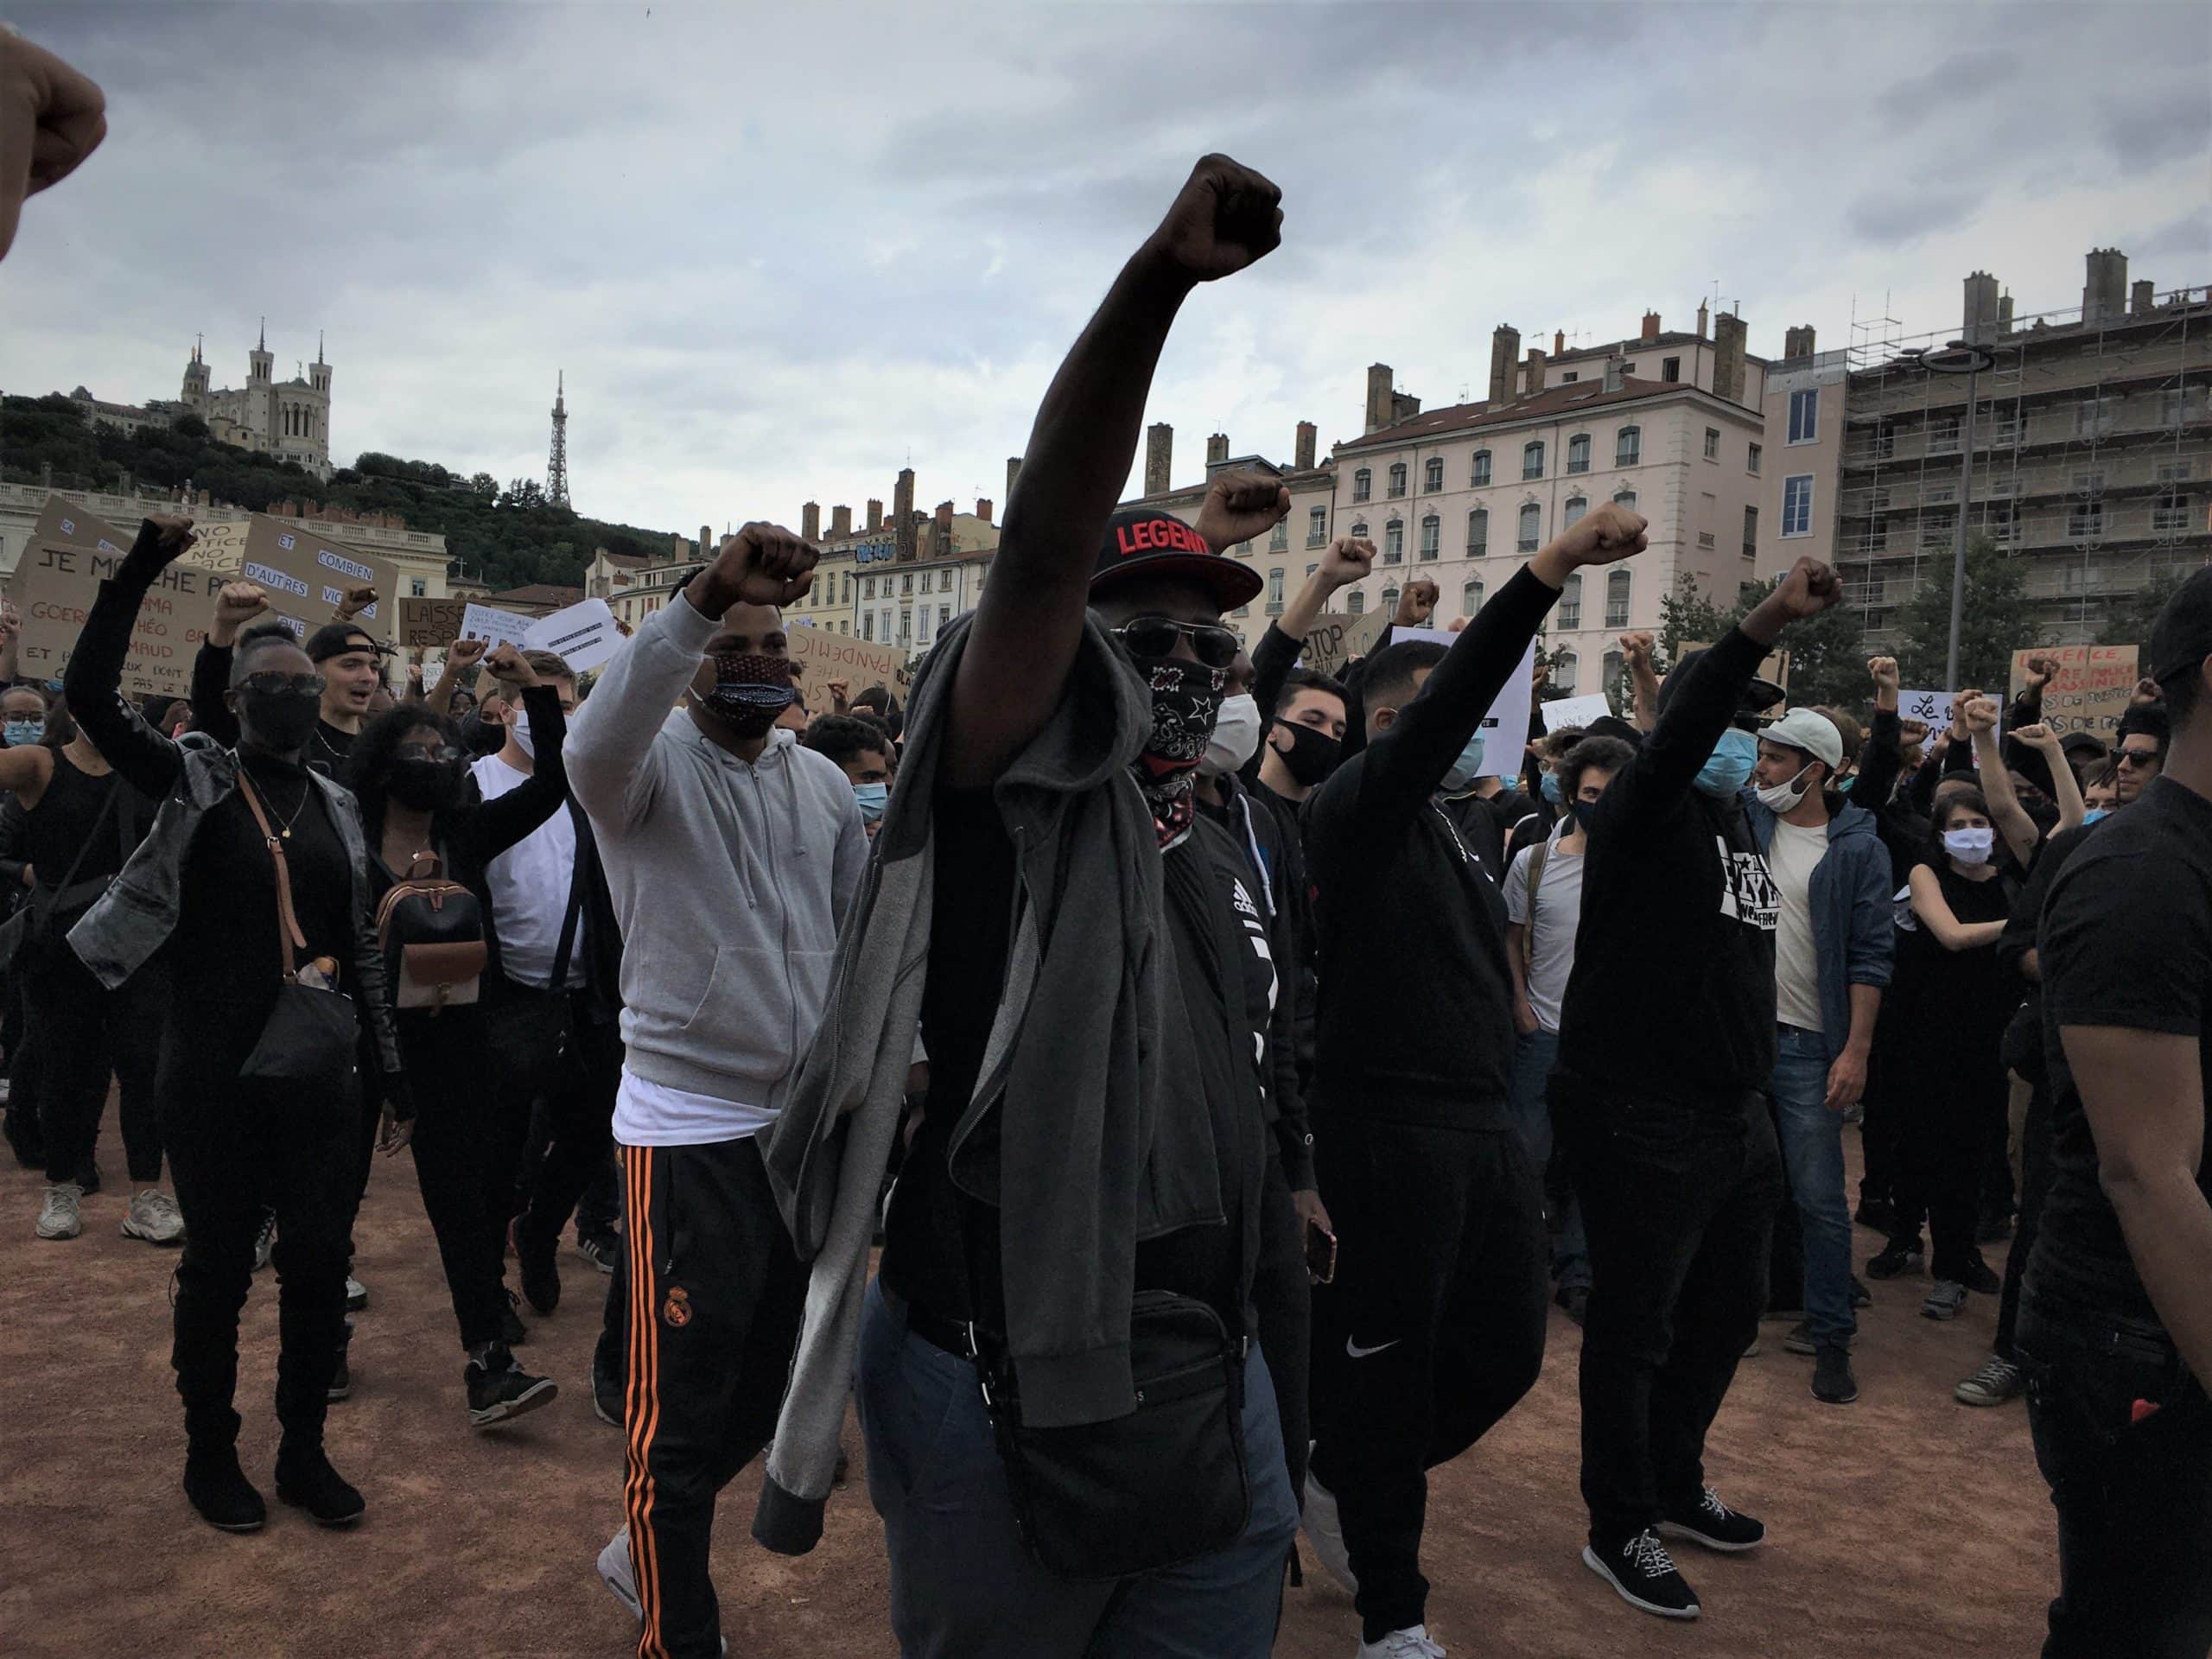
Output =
[
  {"x1": 1641, "y1": 310, "x2": 1662, "y2": 342},
  {"x1": 2082, "y1": 248, "x2": 2128, "y2": 325},
  {"x1": 1962, "y1": 270, "x2": 2001, "y2": 346},
  {"x1": 830, "y1": 504, "x2": 852, "y2": 538},
  {"x1": 1295, "y1": 420, "x2": 1317, "y2": 471},
  {"x1": 1998, "y1": 295, "x2": 2014, "y2": 333},
  {"x1": 931, "y1": 501, "x2": 955, "y2": 560},
  {"x1": 1696, "y1": 300, "x2": 1710, "y2": 339},
  {"x1": 1488, "y1": 327, "x2": 1520, "y2": 404},
  {"x1": 699, "y1": 524, "x2": 712, "y2": 557},
  {"x1": 2132, "y1": 278, "x2": 2156, "y2": 316},
  {"x1": 1006, "y1": 455, "x2": 1023, "y2": 503},
  {"x1": 1783, "y1": 324, "x2": 1816, "y2": 360},
  {"x1": 976, "y1": 498, "x2": 993, "y2": 524},
  {"x1": 1145, "y1": 423, "x2": 1173, "y2": 495},
  {"x1": 1713, "y1": 311, "x2": 1747, "y2": 404},
  {"x1": 866, "y1": 498, "x2": 883, "y2": 531},
  {"x1": 1206, "y1": 432, "x2": 1230, "y2": 467},
  {"x1": 1525, "y1": 347, "x2": 1548, "y2": 394},
  {"x1": 893, "y1": 467, "x2": 917, "y2": 560},
  {"x1": 1604, "y1": 353, "x2": 1625, "y2": 393},
  {"x1": 801, "y1": 501, "x2": 821, "y2": 542},
  {"x1": 1365, "y1": 364, "x2": 1395, "y2": 434},
  {"x1": 1554, "y1": 329, "x2": 1565, "y2": 355}
]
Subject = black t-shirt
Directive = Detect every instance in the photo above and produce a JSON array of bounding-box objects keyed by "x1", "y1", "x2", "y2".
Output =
[
  {"x1": 306, "y1": 719, "x2": 358, "y2": 785},
  {"x1": 2028, "y1": 775, "x2": 2212, "y2": 1326},
  {"x1": 25, "y1": 750, "x2": 137, "y2": 887}
]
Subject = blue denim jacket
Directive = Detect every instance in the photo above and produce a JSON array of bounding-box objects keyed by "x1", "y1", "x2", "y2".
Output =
[{"x1": 1745, "y1": 793, "x2": 1895, "y2": 1063}]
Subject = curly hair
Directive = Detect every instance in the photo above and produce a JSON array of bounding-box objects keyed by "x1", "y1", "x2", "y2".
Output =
[{"x1": 348, "y1": 702, "x2": 475, "y2": 849}]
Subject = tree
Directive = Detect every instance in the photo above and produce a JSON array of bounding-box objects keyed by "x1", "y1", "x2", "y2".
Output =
[
  {"x1": 2099, "y1": 562, "x2": 2210, "y2": 662},
  {"x1": 1891, "y1": 536, "x2": 2050, "y2": 690},
  {"x1": 1656, "y1": 569, "x2": 1727, "y2": 664},
  {"x1": 1720, "y1": 574, "x2": 1866, "y2": 709},
  {"x1": 171, "y1": 412, "x2": 210, "y2": 441}
]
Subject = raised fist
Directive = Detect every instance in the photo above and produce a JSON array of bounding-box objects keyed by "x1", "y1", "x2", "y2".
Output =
[
  {"x1": 1961, "y1": 695, "x2": 2000, "y2": 735},
  {"x1": 827, "y1": 678, "x2": 850, "y2": 714},
  {"x1": 1194, "y1": 471, "x2": 1292, "y2": 553},
  {"x1": 1147, "y1": 154, "x2": 1283, "y2": 284},
  {"x1": 1319, "y1": 536, "x2": 1377, "y2": 589},
  {"x1": 693, "y1": 523, "x2": 817, "y2": 614},
  {"x1": 210, "y1": 582, "x2": 270, "y2": 647},
  {"x1": 1867, "y1": 655, "x2": 1899, "y2": 694},
  {"x1": 484, "y1": 643, "x2": 539, "y2": 687},
  {"x1": 1555, "y1": 503, "x2": 1649, "y2": 567},
  {"x1": 1770, "y1": 556, "x2": 1843, "y2": 621},
  {"x1": 334, "y1": 582, "x2": 378, "y2": 620},
  {"x1": 2023, "y1": 653, "x2": 2059, "y2": 691},
  {"x1": 1, "y1": 32, "x2": 108, "y2": 263},
  {"x1": 1395, "y1": 578, "x2": 1439, "y2": 627},
  {"x1": 1618, "y1": 630, "x2": 1656, "y2": 667},
  {"x1": 2012, "y1": 721, "x2": 2063, "y2": 753},
  {"x1": 145, "y1": 514, "x2": 197, "y2": 565},
  {"x1": 2131, "y1": 677, "x2": 2164, "y2": 707},
  {"x1": 445, "y1": 637, "x2": 489, "y2": 674},
  {"x1": 0, "y1": 598, "x2": 19, "y2": 641}
]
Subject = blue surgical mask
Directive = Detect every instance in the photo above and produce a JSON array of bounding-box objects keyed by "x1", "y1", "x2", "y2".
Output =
[
  {"x1": 1441, "y1": 731, "x2": 1488, "y2": 795},
  {"x1": 3, "y1": 719, "x2": 44, "y2": 748},
  {"x1": 853, "y1": 781, "x2": 889, "y2": 823},
  {"x1": 1694, "y1": 727, "x2": 1759, "y2": 798},
  {"x1": 1540, "y1": 769, "x2": 1563, "y2": 805},
  {"x1": 2082, "y1": 808, "x2": 2109, "y2": 825}
]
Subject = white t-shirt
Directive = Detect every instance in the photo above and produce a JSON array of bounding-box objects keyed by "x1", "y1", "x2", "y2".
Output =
[
  {"x1": 472, "y1": 753, "x2": 588, "y2": 991},
  {"x1": 1768, "y1": 817, "x2": 1827, "y2": 1033},
  {"x1": 1503, "y1": 833, "x2": 1586, "y2": 1033},
  {"x1": 613, "y1": 1068, "x2": 776, "y2": 1148}
]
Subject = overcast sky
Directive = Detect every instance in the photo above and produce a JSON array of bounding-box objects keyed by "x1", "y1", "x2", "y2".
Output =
[{"x1": 5, "y1": 1, "x2": 2208, "y2": 540}]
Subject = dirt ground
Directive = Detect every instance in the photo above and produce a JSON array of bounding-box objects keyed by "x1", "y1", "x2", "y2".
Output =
[{"x1": 1, "y1": 1135, "x2": 2056, "y2": 1659}]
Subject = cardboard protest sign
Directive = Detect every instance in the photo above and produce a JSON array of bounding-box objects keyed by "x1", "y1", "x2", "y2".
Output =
[
  {"x1": 458, "y1": 604, "x2": 536, "y2": 652},
  {"x1": 1680, "y1": 642, "x2": 1789, "y2": 702},
  {"x1": 1541, "y1": 691, "x2": 1615, "y2": 733},
  {"x1": 28, "y1": 495, "x2": 133, "y2": 559},
  {"x1": 1395, "y1": 627, "x2": 1536, "y2": 777},
  {"x1": 7, "y1": 500, "x2": 225, "y2": 699},
  {"x1": 1297, "y1": 611, "x2": 1390, "y2": 681},
  {"x1": 232, "y1": 517, "x2": 400, "y2": 643},
  {"x1": 786, "y1": 627, "x2": 912, "y2": 715},
  {"x1": 175, "y1": 519, "x2": 252, "y2": 575},
  {"x1": 397, "y1": 596, "x2": 469, "y2": 649},
  {"x1": 2009, "y1": 645, "x2": 2139, "y2": 740},
  {"x1": 524, "y1": 598, "x2": 622, "y2": 674}
]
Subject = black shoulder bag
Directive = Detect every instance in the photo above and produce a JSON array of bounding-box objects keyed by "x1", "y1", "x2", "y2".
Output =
[
  {"x1": 0, "y1": 778, "x2": 128, "y2": 973},
  {"x1": 236, "y1": 772, "x2": 359, "y2": 1094}
]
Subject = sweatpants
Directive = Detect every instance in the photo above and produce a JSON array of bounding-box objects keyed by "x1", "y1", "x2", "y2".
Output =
[
  {"x1": 1249, "y1": 1150, "x2": 1312, "y2": 1506},
  {"x1": 1307, "y1": 1114, "x2": 1548, "y2": 1641},
  {"x1": 404, "y1": 1014, "x2": 533, "y2": 1351},
  {"x1": 1891, "y1": 1062, "x2": 2007, "y2": 1283},
  {"x1": 1560, "y1": 1083, "x2": 1780, "y2": 1544},
  {"x1": 619, "y1": 1137, "x2": 807, "y2": 1659},
  {"x1": 515, "y1": 998, "x2": 622, "y2": 1255},
  {"x1": 32, "y1": 948, "x2": 164, "y2": 1187}
]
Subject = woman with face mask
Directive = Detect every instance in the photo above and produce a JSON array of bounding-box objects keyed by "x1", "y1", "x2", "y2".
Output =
[
  {"x1": 65, "y1": 515, "x2": 410, "y2": 1535},
  {"x1": 1866, "y1": 788, "x2": 2022, "y2": 1324},
  {"x1": 350, "y1": 643, "x2": 572, "y2": 1431}
]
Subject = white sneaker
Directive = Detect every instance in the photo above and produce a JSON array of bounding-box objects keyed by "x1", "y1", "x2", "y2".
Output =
[
  {"x1": 1357, "y1": 1626, "x2": 1445, "y2": 1658},
  {"x1": 251, "y1": 1209, "x2": 276, "y2": 1271},
  {"x1": 1303, "y1": 1468, "x2": 1359, "y2": 1594},
  {"x1": 123, "y1": 1187, "x2": 186, "y2": 1244},
  {"x1": 345, "y1": 1276, "x2": 369, "y2": 1311},
  {"x1": 36, "y1": 1181, "x2": 84, "y2": 1240},
  {"x1": 598, "y1": 1529, "x2": 724, "y2": 1653}
]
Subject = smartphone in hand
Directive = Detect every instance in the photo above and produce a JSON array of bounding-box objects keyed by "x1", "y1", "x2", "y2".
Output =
[{"x1": 1304, "y1": 1220, "x2": 1338, "y2": 1286}]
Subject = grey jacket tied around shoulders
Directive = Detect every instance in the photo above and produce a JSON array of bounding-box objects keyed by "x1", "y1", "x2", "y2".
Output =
[{"x1": 753, "y1": 610, "x2": 1226, "y2": 1557}]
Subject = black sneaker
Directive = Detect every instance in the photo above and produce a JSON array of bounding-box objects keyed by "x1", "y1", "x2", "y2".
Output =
[
  {"x1": 467, "y1": 1346, "x2": 559, "y2": 1429},
  {"x1": 576, "y1": 1231, "x2": 620, "y2": 1275},
  {"x1": 592, "y1": 1363, "x2": 623, "y2": 1427},
  {"x1": 1812, "y1": 1344, "x2": 1859, "y2": 1405},
  {"x1": 517, "y1": 1225, "x2": 561, "y2": 1315},
  {"x1": 275, "y1": 1447, "x2": 365, "y2": 1526},
  {"x1": 328, "y1": 1317, "x2": 355, "y2": 1402},
  {"x1": 1961, "y1": 1252, "x2": 2002, "y2": 1294},
  {"x1": 1783, "y1": 1321, "x2": 1855, "y2": 1357},
  {"x1": 499, "y1": 1287, "x2": 529, "y2": 1348},
  {"x1": 1583, "y1": 1529, "x2": 1700, "y2": 1619},
  {"x1": 1555, "y1": 1285, "x2": 1590, "y2": 1328},
  {"x1": 1658, "y1": 1488, "x2": 1766, "y2": 1553},
  {"x1": 1865, "y1": 1242, "x2": 1924, "y2": 1280},
  {"x1": 1849, "y1": 1274, "x2": 1872, "y2": 1310},
  {"x1": 183, "y1": 1447, "x2": 266, "y2": 1533}
]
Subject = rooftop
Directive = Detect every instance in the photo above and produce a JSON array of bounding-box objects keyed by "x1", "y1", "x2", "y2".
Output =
[{"x1": 1338, "y1": 376, "x2": 1738, "y2": 454}]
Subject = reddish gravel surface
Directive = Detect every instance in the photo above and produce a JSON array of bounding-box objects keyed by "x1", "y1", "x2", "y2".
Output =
[{"x1": 1, "y1": 1137, "x2": 2055, "y2": 1659}]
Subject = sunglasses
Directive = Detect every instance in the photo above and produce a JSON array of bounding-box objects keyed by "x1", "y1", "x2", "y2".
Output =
[
  {"x1": 1110, "y1": 616, "x2": 1241, "y2": 670},
  {"x1": 2116, "y1": 747, "x2": 2161, "y2": 768},
  {"x1": 237, "y1": 671, "x2": 326, "y2": 698},
  {"x1": 396, "y1": 744, "x2": 464, "y2": 765}
]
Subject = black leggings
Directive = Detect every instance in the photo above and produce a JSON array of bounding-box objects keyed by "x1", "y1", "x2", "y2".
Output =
[
  {"x1": 31, "y1": 947, "x2": 164, "y2": 1186},
  {"x1": 404, "y1": 1012, "x2": 532, "y2": 1351}
]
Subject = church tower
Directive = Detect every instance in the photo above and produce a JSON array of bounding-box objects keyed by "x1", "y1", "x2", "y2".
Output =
[
  {"x1": 181, "y1": 337, "x2": 210, "y2": 408},
  {"x1": 248, "y1": 320, "x2": 276, "y2": 443}
]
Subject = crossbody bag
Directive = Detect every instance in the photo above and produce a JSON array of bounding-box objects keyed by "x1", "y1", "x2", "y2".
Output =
[{"x1": 237, "y1": 772, "x2": 359, "y2": 1093}]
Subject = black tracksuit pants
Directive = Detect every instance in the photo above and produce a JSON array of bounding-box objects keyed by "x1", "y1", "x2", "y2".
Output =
[
  {"x1": 619, "y1": 1135, "x2": 807, "y2": 1659},
  {"x1": 1308, "y1": 1112, "x2": 1548, "y2": 1641},
  {"x1": 1249, "y1": 1150, "x2": 1312, "y2": 1508},
  {"x1": 515, "y1": 996, "x2": 622, "y2": 1254},
  {"x1": 32, "y1": 947, "x2": 164, "y2": 1186},
  {"x1": 1560, "y1": 1084, "x2": 1781, "y2": 1545},
  {"x1": 404, "y1": 1011, "x2": 532, "y2": 1351}
]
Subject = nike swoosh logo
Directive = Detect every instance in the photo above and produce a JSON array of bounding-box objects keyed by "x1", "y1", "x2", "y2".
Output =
[{"x1": 1345, "y1": 1338, "x2": 1402, "y2": 1359}]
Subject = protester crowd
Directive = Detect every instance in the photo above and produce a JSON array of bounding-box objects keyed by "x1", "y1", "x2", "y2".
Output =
[{"x1": 5, "y1": 37, "x2": 2210, "y2": 1659}]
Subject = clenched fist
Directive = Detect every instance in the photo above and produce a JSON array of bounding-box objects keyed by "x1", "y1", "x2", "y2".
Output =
[
  {"x1": 690, "y1": 523, "x2": 817, "y2": 616},
  {"x1": 0, "y1": 32, "x2": 106, "y2": 264},
  {"x1": 1319, "y1": 536, "x2": 1376, "y2": 589},
  {"x1": 1768, "y1": 556, "x2": 1843, "y2": 621},
  {"x1": 1195, "y1": 471, "x2": 1292, "y2": 552},
  {"x1": 1553, "y1": 504, "x2": 1649, "y2": 568},
  {"x1": 1146, "y1": 154, "x2": 1283, "y2": 285},
  {"x1": 210, "y1": 582, "x2": 271, "y2": 647}
]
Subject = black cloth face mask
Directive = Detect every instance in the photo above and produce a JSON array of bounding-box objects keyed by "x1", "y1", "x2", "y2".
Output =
[
  {"x1": 236, "y1": 685, "x2": 321, "y2": 753},
  {"x1": 1271, "y1": 718, "x2": 1341, "y2": 789},
  {"x1": 389, "y1": 757, "x2": 465, "y2": 811},
  {"x1": 1133, "y1": 659, "x2": 1226, "y2": 850}
]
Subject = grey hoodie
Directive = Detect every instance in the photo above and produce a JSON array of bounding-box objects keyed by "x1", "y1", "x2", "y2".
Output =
[{"x1": 564, "y1": 594, "x2": 867, "y2": 1124}]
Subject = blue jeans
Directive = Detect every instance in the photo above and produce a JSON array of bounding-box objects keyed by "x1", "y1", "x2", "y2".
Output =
[
  {"x1": 855, "y1": 1278, "x2": 1298, "y2": 1659},
  {"x1": 1507, "y1": 1027, "x2": 1589, "y2": 1292},
  {"x1": 1769, "y1": 1027, "x2": 1855, "y2": 1346}
]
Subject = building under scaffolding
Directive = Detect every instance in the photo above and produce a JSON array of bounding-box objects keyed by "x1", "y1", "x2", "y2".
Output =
[{"x1": 1823, "y1": 249, "x2": 2208, "y2": 650}]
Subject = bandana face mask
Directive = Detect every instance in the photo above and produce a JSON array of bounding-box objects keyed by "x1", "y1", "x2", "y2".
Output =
[
  {"x1": 1134, "y1": 659, "x2": 1226, "y2": 849},
  {"x1": 703, "y1": 652, "x2": 797, "y2": 738}
]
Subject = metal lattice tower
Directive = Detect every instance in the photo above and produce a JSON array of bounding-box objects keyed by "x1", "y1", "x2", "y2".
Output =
[{"x1": 547, "y1": 372, "x2": 571, "y2": 508}]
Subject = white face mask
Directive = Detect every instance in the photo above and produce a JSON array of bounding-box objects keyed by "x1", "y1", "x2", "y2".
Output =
[
  {"x1": 1755, "y1": 761, "x2": 1818, "y2": 815},
  {"x1": 510, "y1": 711, "x2": 535, "y2": 760},
  {"x1": 1199, "y1": 693, "x2": 1262, "y2": 779},
  {"x1": 1943, "y1": 824, "x2": 1995, "y2": 866}
]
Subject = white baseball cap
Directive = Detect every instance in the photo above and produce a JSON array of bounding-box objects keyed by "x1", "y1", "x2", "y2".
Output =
[{"x1": 1761, "y1": 706, "x2": 1843, "y2": 769}]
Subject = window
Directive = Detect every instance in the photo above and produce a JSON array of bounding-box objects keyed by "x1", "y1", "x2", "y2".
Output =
[
  {"x1": 1747, "y1": 442, "x2": 1762, "y2": 475},
  {"x1": 902, "y1": 573, "x2": 914, "y2": 595},
  {"x1": 1987, "y1": 502, "x2": 2018, "y2": 545},
  {"x1": 1236, "y1": 541, "x2": 1253, "y2": 559},
  {"x1": 1348, "y1": 590, "x2": 1365, "y2": 615},
  {"x1": 1463, "y1": 578, "x2": 1484, "y2": 613},
  {"x1": 1306, "y1": 563, "x2": 1319, "y2": 578},
  {"x1": 1662, "y1": 357, "x2": 1681, "y2": 383},
  {"x1": 939, "y1": 604, "x2": 951, "y2": 629},
  {"x1": 1567, "y1": 433, "x2": 1592, "y2": 474},
  {"x1": 1381, "y1": 586, "x2": 1400, "y2": 613},
  {"x1": 1517, "y1": 502, "x2": 1541, "y2": 553},
  {"x1": 1603, "y1": 649, "x2": 1624, "y2": 694},
  {"x1": 2159, "y1": 388, "x2": 2187, "y2": 427},
  {"x1": 1465, "y1": 508, "x2": 1488, "y2": 555},
  {"x1": 1788, "y1": 387, "x2": 1818, "y2": 444},
  {"x1": 409, "y1": 578, "x2": 427, "y2": 598},
  {"x1": 1470, "y1": 449, "x2": 1492, "y2": 486},
  {"x1": 841, "y1": 573, "x2": 853, "y2": 604},
  {"x1": 1605, "y1": 569, "x2": 1631, "y2": 629},
  {"x1": 2075, "y1": 397, "x2": 2113, "y2": 437},
  {"x1": 2069, "y1": 500, "x2": 2104, "y2": 541},
  {"x1": 1558, "y1": 574, "x2": 1582, "y2": 629},
  {"x1": 1351, "y1": 519, "x2": 1368, "y2": 540},
  {"x1": 863, "y1": 576, "x2": 876, "y2": 601},
  {"x1": 2073, "y1": 470, "x2": 2106, "y2": 495},
  {"x1": 1703, "y1": 427, "x2": 1720, "y2": 461},
  {"x1": 899, "y1": 608, "x2": 912, "y2": 644},
  {"x1": 1419, "y1": 514, "x2": 1440, "y2": 560},
  {"x1": 1782, "y1": 474, "x2": 1815, "y2": 537},
  {"x1": 1698, "y1": 531, "x2": 1717, "y2": 548},
  {"x1": 1353, "y1": 467, "x2": 1372, "y2": 503},
  {"x1": 1235, "y1": 604, "x2": 1251, "y2": 619},
  {"x1": 1563, "y1": 494, "x2": 1587, "y2": 530},
  {"x1": 1743, "y1": 505, "x2": 1758, "y2": 559},
  {"x1": 1927, "y1": 416, "x2": 1961, "y2": 456},
  {"x1": 1270, "y1": 519, "x2": 1288, "y2": 551},
  {"x1": 1308, "y1": 505, "x2": 1327, "y2": 546},
  {"x1": 1613, "y1": 487, "x2": 1638, "y2": 513},
  {"x1": 1553, "y1": 648, "x2": 1579, "y2": 690},
  {"x1": 1384, "y1": 520, "x2": 1404, "y2": 563},
  {"x1": 1561, "y1": 372, "x2": 1579, "y2": 384},
  {"x1": 862, "y1": 613, "x2": 874, "y2": 641},
  {"x1": 944, "y1": 569, "x2": 957, "y2": 591},
  {"x1": 1424, "y1": 456, "x2": 1444, "y2": 493},
  {"x1": 2157, "y1": 459, "x2": 2195, "y2": 483},
  {"x1": 1388, "y1": 462, "x2": 1408, "y2": 499},
  {"x1": 2153, "y1": 492, "x2": 2190, "y2": 534},
  {"x1": 1615, "y1": 426, "x2": 1641, "y2": 467},
  {"x1": 1920, "y1": 511, "x2": 1956, "y2": 550},
  {"x1": 1522, "y1": 441, "x2": 1546, "y2": 480},
  {"x1": 1267, "y1": 569, "x2": 1286, "y2": 613}
]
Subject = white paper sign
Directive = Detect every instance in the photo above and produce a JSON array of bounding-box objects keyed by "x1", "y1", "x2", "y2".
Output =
[
  {"x1": 1541, "y1": 691, "x2": 1615, "y2": 734},
  {"x1": 524, "y1": 597, "x2": 622, "y2": 673},
  {"x1": 1395, "y1": 627, "x2": 1536, "y2": 778},
  {"x1": 458, "y1": 603, "x2": 536, "y2": 652},
  {"x1": 1900, "y1": 689, "x2": 1999, "y2": 766}
]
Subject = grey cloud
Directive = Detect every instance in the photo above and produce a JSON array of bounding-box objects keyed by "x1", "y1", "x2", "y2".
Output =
[{"x1": 1845, "y1": 188, "x2": 1977, "y2": 250}]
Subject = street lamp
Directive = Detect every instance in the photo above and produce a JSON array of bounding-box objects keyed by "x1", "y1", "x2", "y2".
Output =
[{"x1": 1899, "y1": 339, "x2": 1999, "y2": 690}]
